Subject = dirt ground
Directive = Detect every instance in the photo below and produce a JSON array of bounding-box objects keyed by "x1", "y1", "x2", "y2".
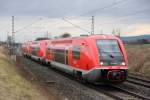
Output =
[
  {"x1": 0, "y1": 46, "x2": 58, "y2": 100},
  {"x1": 126, "y1": 44, "x2": 150, "y2": 77}
]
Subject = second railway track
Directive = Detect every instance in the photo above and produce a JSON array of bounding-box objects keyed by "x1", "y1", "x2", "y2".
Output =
[{"x1": 127, "y1": 75, "x2": 150, "y2": 88}]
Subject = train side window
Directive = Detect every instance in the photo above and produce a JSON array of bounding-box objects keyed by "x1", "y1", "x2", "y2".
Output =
[
  {"x1": 32, "y1": 46, "x2": 39, "y2": 56},
  {"x1": 55, "y1": 49, "x2": 65, "y2": 64},
  {"x1": 73, "y1": 46, "x2": 80, "y2": 59}
]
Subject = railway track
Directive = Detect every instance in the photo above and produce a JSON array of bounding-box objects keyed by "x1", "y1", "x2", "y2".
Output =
[
  {"x1": 127, "y1": 75, "x2": 150, "y2": 88},
  {"x1": 86, "y1": 84, "x2": 142, "y2": 100},
  {"x1": 103, "y1": 74, "x2": 150, "y2": 100},
  {"x1": 18, "y1": 56, "x2": 150, "y2": 100},
  {"x1": 86, "y1": 76, "x2": 150, "y2": 100},
  {"x1": 49, "y1": 68, "x2": 147, "y2": 100},
  {"x1": 109, "y1": 84, "x2": 150, "y2": 100}
]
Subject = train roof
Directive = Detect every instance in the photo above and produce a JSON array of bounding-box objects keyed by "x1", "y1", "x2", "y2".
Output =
[
  {"x1": 51, "y1": 34, "x2": 120, "y2": 44},
  {"x1": 23, "y1": 34, "x2": 121, "y2": 45}
]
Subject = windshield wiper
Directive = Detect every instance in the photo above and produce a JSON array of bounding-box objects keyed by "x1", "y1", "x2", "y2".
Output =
[{"x1": 100, "y1": 51, "x2": 114, "y2": 58}]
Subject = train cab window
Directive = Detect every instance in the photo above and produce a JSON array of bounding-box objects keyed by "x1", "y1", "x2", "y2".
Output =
[
  {"x1": 72, "y1": 46, "x2": 80, "y2": 59},
  {"x1": 96, "y1": 40, "x2": 125, "y2": 66}
]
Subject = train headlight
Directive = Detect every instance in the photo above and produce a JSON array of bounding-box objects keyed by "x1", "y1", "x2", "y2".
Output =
[
  {"x1": 100, "y1": 62, "x2": 104, "y2": 65},
  {"x1": 121, "y1": 62, "x2": 126, "y2": 66}
]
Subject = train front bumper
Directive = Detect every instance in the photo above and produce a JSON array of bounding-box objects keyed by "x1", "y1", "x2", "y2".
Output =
[{"x1": 82, "y1": 67, "x2": 128, "y2": 83}]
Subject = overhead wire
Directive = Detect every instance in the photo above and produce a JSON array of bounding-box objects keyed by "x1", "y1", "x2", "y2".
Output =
[
  {"x1": 62, "y1": 18, "x2": 91, "y2": 34},
  {"x1": 14, "y1": 0, "x2": 146, "y2": 37},
  {"x1": 99, "y1": 8, "x2": 150, "y2": 26},
  {"x1": 65, "y1": 0, "x2": 128, "y2": 20},
  {"x1": 14, "y1": 17, "x2": 43, "y2": 33},
  {"x1": 62, "y1": 0, "x2": 129, "y2": 34},
  {"x1": 12, "y1": 0, "x2": 142, "y2": 35}
]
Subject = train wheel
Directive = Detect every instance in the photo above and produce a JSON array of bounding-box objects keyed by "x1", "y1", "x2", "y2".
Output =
[
  {"x1": 73, "y1": 70, "x2": 86, "y2": 83},
  {"x1": 42, "y1": 60, "x2": 47, "y2": 66},
  {"x1": 47, "y1": 61, "x2": 51, "y2": 67}
]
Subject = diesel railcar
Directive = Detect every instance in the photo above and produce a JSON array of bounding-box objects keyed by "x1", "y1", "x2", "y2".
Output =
[{"x1": 45, "y1": 34, "x2": 128, "y2": 83}]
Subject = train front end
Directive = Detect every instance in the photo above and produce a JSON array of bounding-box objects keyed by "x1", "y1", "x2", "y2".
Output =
[
  {"x1": 83, "y1": 35, "x2": 128, "y2": 83},
  {"x1": 96, "y1": 38, "x2": 128, "y2": 82}
]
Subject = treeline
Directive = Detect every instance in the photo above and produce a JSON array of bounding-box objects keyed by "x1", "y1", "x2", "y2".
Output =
[
  {"x1": 123, "y1": 39, "x2": 150, "y2": 44},
  {"x1": 35, "y1": 32, "x2": 71, "y2": 41}
]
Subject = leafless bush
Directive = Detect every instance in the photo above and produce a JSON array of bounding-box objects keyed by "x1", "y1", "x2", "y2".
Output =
[{"x1": 126, "y1": 44, "x2": 150, "y2": 76}]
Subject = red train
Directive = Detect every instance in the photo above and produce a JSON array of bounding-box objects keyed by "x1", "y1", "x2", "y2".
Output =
[
  {"x1": 29, "y1": 40, "x2": 48, "y2": 62},
  {"x1": 22, "y1": 34, "x2": 128, "y2": 83},
  {"x1": 22, "y1": 41, "x2": 33, "y2": 58}
]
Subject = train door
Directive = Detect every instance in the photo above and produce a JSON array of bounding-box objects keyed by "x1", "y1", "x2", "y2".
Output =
[{"x1": 52, "y1": 49, "x2": 55, "y2": 61}]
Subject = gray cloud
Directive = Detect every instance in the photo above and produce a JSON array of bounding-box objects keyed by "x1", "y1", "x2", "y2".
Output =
[
  {"x1": 0, "y1": 0, "x2": 150, "y2": 18},
  {"x1": 0, "y1": 0, "x2": 150, "y2": 42},
  {"x1": 0, "y1": 0, "x2": 149, "y2": 25}
]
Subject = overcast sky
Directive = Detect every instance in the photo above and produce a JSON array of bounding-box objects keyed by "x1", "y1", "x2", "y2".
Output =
[{"x1": 0, "y1": 0, "x2": 150, "y2": 42}]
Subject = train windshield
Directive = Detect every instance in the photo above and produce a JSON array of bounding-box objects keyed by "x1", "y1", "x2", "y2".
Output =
[{"x1": 96, "y1": 40, "x2": 125, "y2": 66}]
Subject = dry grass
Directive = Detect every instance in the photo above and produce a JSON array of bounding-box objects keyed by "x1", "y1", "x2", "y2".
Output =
[
  {"x1": 0, "y1": 46, "x2": 49, "y2": 100},
  {"x1": 126, "y1": 44, "x2": 150, "y2": 77}
]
